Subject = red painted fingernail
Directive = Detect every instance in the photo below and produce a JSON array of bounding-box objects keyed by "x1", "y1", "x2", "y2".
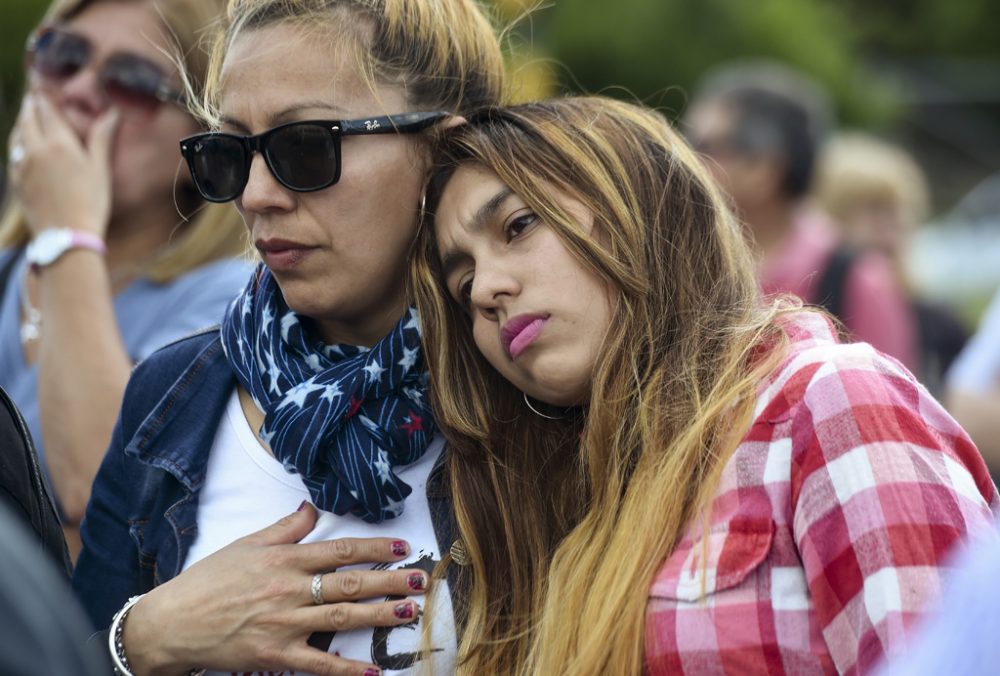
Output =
[
  {"x1": 407, "y1": 573, "x2": 426, "y2": 591},
  {"x1": 297, "y1": 500, "x2": 310, "y2": 512},
  {"x1": 364, "y1": 669, "x2": 381, "y2": 676},
  {"x1": 391, "y1": 540, "x2": 408, "y2": 557},
  {"x1": 394, "y1": 601, "x2": 414, "y2": 619}
]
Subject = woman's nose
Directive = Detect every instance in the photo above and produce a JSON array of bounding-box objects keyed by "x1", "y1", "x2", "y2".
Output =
[
  {"x1": 238, "y1": 153, "x2": 295, "y2": 214},
  {"x1": 470, "y1": 265, "x2": 518, "y2": 319},
  {"x1": 56, "y1": 66, "x2": 107, "y2": 116}
]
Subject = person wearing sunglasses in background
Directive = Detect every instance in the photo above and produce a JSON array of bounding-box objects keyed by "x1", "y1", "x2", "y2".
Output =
[
  {"x1": 71, "y1": 0, "x2": 505, "y2": 674},
  {"x1": 409, "y1": 97, "x2": 998, "y2": 674},
  {"x1": 0, "y1": 0, "x2": 252, "y2": 560}
]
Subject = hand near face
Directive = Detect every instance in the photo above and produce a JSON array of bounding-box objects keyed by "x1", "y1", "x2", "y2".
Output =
[
  {"x1": 8, "y1": 93, "x2": 118, "y2": 239},
  {"x1": 123, "y1": 503, "x2": 426, "y2": 676}
]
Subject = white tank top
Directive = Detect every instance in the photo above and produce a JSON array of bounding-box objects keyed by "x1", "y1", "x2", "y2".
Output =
[{"x1": 183, "y1": 390, "x2": 457, "y2": 675}]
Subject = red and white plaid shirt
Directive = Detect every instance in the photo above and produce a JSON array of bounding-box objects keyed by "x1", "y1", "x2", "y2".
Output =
[{"x1": 645, "y1": 312, "x2": 999, "y2": 675}]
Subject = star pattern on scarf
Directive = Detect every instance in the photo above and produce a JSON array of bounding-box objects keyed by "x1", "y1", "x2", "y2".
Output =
[
  {"x1": 221, "y1": 266, "x2": 436, "y2": 522},
  {"x1": 280, "y1": 313, "x2": 299, "y2": 342},
  {"x1": 384, "y1": 496, "x2": 405, "y2": 517},
  {"x1": 278, "y1": 378, "x2": 325, "y2": 410},
  {"x1": 398, "y1": 346, "x2": 418, "y2": 371},
  {"x1": 374, "y1": 450, "x2": 392, "y2": 485},
  {"x1": 346, "y1": 396, "x2": 364, "y2": 418},
  {"x1": 321, "y1": 381, "x2": 343, "y2": 403},
  {"x1": 404, "y1": 308, "x2": 420, "y2": 331},
  {"x1": 261, "y1": 304, "x2": 275, "y2": 337},
  {"x1": 364, "y1": 360, "x2": 386, "y2": 383},
  {"x1": 400, "y1": 411, "x2": 424, "y2": 438},
  {"x1": 265, "y1": 350, "x2": 282, "y2": 395}
]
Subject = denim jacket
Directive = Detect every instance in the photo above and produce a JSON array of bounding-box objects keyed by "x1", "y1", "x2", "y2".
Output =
[{"x1": 71, "y1": 328, "x2": 458, "y2": 632}]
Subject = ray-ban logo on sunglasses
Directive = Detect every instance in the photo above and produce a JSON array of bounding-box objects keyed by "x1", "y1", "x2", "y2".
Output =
[{"x1": 364, "y1": 120, "x2": 381, "y2": 131}]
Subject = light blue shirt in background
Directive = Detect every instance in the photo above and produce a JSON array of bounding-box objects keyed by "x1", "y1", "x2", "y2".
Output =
[
  {"x1": 0, "y1": 249, "x2": 253, "y2": 478},
  {"x1": 947, "y1": 288, "x2": 1000, "y2": 393},
  {"x1": 879, "y1": 528, "x2": 1000, "y2": 675}
]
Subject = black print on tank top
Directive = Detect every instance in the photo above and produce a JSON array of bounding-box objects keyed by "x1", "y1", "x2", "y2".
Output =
[
  {"x1": 372, "y1": 552, "x2": 442, "y2": 670},
  {"x1": 304, "y1": 551, "x2": 442, "y2": 671}
]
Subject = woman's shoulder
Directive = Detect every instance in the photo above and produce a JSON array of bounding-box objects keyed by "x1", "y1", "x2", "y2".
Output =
[
  {"x1": 753, "y1": 310, "x2": 918, "y2": 424},
  {"x1": 119, "y1": 328, "x2": 234, "y2": 445},
  {"x1": 131, "y1": 327, "x2": 225, "y2": 381}
]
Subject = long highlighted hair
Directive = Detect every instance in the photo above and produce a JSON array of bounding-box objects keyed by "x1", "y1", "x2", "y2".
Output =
[{"x1": 411, "y1": 96, "x2": 792, "y2": 674}]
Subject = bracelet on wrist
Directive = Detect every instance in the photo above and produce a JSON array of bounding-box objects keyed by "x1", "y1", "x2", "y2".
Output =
[
  {"x1": 108, "y1": 594, "x2": 206, "y2": 676},
  {"x1": 25, "y1": 228, "x2": 106, "y2": 270}
]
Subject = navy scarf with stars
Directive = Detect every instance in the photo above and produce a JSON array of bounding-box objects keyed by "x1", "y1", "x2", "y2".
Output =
[{"x1": 220, "y1": 265, "x2": 436, "y2": 523}]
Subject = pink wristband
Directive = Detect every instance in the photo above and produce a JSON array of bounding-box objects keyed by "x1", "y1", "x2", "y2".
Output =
[{"x1": 26, "y1": 228, "x2": 107, "y2": 269}]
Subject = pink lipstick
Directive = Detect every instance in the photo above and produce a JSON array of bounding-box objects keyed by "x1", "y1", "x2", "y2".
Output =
[{"x1": 501, "y1": 314, "x2": 549, "y2": 359}]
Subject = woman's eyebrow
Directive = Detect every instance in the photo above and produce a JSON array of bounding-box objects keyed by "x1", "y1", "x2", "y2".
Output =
[
  {"x1": 438, "y1": 186, "x2": 513, "y2": 280},
  {"x1": 467, "y1": 186, "x2": 514, "y2": 234},
  {"x1": 218, "y1": 101, "x2": 344, "y2": 132}
]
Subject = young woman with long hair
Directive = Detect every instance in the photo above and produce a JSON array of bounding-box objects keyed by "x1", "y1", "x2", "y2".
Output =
[{"x1": 411, "y1": 96, "x2": 999, "y2": 674}]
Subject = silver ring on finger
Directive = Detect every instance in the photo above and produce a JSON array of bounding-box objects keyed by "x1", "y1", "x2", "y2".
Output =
[
  {"x1": 311, "y1": 572, "x2": 324, "y2": 605},
  {"x1": 9, "y1": 145, "x2": 25, "y2": 167}
]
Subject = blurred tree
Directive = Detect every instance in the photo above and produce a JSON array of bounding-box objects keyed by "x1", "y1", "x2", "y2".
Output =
[
  {"x1": 1, "y1": 1, "x2": 48, "y2": 163},
  {"x1": 841, "y1": 0, "x2": 1000, "y2": 57},
  {"x1": 541, "y1": 0, "x2": 896, "y2": 126},
  {"x1": 2, "y1": 0, "x2": 997, "y2": 207}
]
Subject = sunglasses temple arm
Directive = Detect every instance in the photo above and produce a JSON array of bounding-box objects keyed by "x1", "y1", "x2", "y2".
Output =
[{"x1": 339, "y1": 111, "x2": 450, "y2": 136}]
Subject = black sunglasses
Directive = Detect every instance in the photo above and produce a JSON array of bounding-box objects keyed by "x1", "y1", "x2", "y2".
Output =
[
  {"x1": 179, "y1": 112, "x2": 449, "y2": 203},
  {"x1": 26, "y1": 26, "x2": 184, "y2": 110}
]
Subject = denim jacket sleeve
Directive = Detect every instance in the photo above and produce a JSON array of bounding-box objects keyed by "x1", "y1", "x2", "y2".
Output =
[
  {"x1": 72, "y1": 406, "x2": 147, "y2": 631},
  {"x1": 72, "y1": 329, "x2": 232, "y2": 631}
]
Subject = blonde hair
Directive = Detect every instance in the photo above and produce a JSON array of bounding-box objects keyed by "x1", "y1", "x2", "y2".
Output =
[
  {"x1": 0, "y1": 0, "x2": 246, "y2": 283},
  {"x1": 815, "y1": 131, "x2": 930, "y2": 228},
  {"x1": 411, "y1": 96, "x2": 793, "y2": 674}
]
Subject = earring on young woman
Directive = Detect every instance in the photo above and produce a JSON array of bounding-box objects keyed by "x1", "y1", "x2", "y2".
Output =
[{"x1": 522, "y1": 392, "x2": 571, "y2": 420}]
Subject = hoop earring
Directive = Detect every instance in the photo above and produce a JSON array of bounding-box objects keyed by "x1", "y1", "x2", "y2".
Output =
[{"x1": 523, "y1": 392, "x2": 568, "y2": 420}]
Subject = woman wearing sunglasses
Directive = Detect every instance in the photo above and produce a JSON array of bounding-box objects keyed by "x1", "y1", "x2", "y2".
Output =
[
  {"x1": 410, "y1": 97, "x2": 999, "y2": 674},
  {"x1": 72, "y1": 0, "x2": 504, "y2": 674},
  {"x1": 0, "y1": 0, "x2": 252, "y2": 558}
]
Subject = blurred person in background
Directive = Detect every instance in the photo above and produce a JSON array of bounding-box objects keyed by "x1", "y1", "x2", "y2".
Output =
[
  {"x1": 684, "y1": 59, "x2": 920, "y2": 372},
  {"x1": 0, "y1": 0, "x2": 252, "y2": 558},
  {"x1": 878, "y1": 530, "x2": 1000, "y2": 676},
  {"x1": 946, "y1": 288, "x2": 1000, "y2": 474},
  {"x1": 814, "y1": 132, "x2": 968, "y2": 396}
]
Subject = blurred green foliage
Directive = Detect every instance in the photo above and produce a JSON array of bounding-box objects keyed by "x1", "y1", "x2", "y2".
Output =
[
  {"x1": 2, "y1": 0, "x2": 998, "y2": 158},
  {"x1": 533, "y1": 0, "x2": 997, "y2": 126},
  {"x1": 1, "y1": 1, "x2": 48, "y2": 145}
]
